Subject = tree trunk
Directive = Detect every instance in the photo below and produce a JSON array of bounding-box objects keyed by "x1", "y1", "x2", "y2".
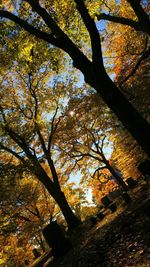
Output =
[
  {"x1": 106, "y1": 162, "x2": 128, "y2": 191},
  {"x1": 35, "y1": 167, "x2": 80, "y2": 230},
  {"x1": 85, "y1": 68, "x2": 150, "y2": 158},
  {"x1": 105, "y1": 162, "x2": 133, "y2": 204},
  {"x1": 50, "y1": 186, "x2": 80, "y2": 230},
  {"x1": 101, "y1": 153, "x2": 128, "y2": 191}
]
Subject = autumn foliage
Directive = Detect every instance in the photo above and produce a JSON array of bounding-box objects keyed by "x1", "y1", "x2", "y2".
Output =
[{"x1": 0, "y1": 0, "x2": 150, "y2": 265}]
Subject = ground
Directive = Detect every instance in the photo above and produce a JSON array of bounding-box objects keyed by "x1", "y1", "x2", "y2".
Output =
[{"x1": 33, "y1": 180, "x2": 150, "y2": 267}]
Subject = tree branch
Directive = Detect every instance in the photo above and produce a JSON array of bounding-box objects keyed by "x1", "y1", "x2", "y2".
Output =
[
  {"x1": 127, "y1": 0, "x2": 150, "y2": 32},
  {"x1": 3, "y1": 125, "x2": 35, "y2": 159},
  {"x1": 74, "y1": 0, "x2": 103, "y2": 66},
  {"x1": 97, "y1": 13, "x2": 141, "y2": 31},
  {"x1": 0, "y1": 105, "x2": 7, "y2": 123},
  {"x1": 27, "y1": 72, "x2": 38, "y2": 119},
  {"x1": 0, "y1": 10, "x2": 59, "y2": 46},
  {"x1": 25, "y1": 0, "x2": 93, "y2": 72},
  {"x1": 92, "y1": 165, "x2": 107, "y2": 179},
  {"x1": 12, "y1": 96, "x2": 33, "y2": 120},
  {"x1": 35, "y1": 113, "x2": 60, "y2": 188},
  {"x1": 0, "y1": 9, "x2": 92, "y2": 77},
  {"x1": 71, "y1": 150, "x2": 102, "y2": 163},
  {"x1": 119, "y1": 45, "x2": 150, "y2": 85},
  {"x1": 27, "y1": 0, "x2": 64, "y2": 35},
  {"x1": 97, "y1": 9, "x2": 150, "y2": 36},
  {"x1": 47, "y1": 106, "x2": 59, "y2": 153},
  {"x1": 35, "y1": 123, "x2": 47, "y2": 155},
  {"x1": 19, "y1": 215, "x2": 32, "y2": 223},
  {"x1": 0, "y1": 143, "x2": 26, "y2": 163}
]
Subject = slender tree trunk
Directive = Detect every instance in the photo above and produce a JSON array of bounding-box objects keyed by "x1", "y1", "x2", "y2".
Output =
[
  {"x1": 85, "y1": 68, "x2": 150, "y2": 158},
  {"x1": 105, "y1": 163, "x2": 133, "y2": 204},
  {"x1": 101, "y1": 153, "x2": 128, "y2": 191},
  {"x1": 106, "y1": 162, "x2": 128, "y2": 191},
  {"x1": 36, "y1": 169, "x2": 80, "y2": 230},
  {"x1": 39, "y1": 235, "x2": 46, "y2": 252}
]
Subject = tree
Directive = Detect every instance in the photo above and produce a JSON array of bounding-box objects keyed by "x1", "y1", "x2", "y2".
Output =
[
  {"x1": 54, "y1": 94, "x2": 127, "y2": 190},
  {"x1": 106, "y1": 8, "x2": 150, "y2": 177},
  {"x1": 55, "y1": 102, "x2": 128, "y2": 190},
  {"x1": 61, "y1": 182, "x2": 88, "y2": 221},
  {"x1": 1, "y1": 156, "x2": 89, "y2": 264},
  {"x1": 112, "y1": 24, "x2": 150, "y2": 121},
  {"x1": 110, "y1": 129, "x2": 146, "y2": 179},
  {"x1": 0, "y1": 174, "x2": 52, "y2": 265},
  {"x1": 0, "y1": 233, "x2": 34, "y2": 267},
  {"x1": 90, "y1": 169, "x2": 118, "y2": 204},
  {"x1": 0, "y1": 54, "x2": 80, "y2": 230},
  {"x1": 0, "y1": 0, "x2": 150, "y2": 157},
  {"x1": 97, "y1": 0, "x2": 150, "y2": 36}
]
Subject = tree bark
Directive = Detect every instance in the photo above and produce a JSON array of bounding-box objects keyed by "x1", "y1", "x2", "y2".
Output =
[
  {"x1": 50, "y1": 188, "x2": 80, "y2": 230},
  {"x1": 84, "y1": 68, "x2": 150, "y2": 158},
  {"x1": 106, "y1": 163, "x2": 128, "y2": 191},
  {"x1": 36, "y1": 169, "x2": 80, "y2": 230},
  {"x1": 100, "y1": 153, "x2": 128, "y2": 191}
]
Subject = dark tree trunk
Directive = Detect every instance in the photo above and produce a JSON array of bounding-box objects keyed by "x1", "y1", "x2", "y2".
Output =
[
  {"x1": 35, "y1": 167, "x2": 80, "y2": 230},
  {"x1": 106, "y1": 162, "x2": 128, "y2": 191},
  {"x1": 104, "y1": 160, "x2": 132, "y2": 203},
  {"x1": 50, "y1": 187, "x2": 80, "y2": 230},
  {"x1": 85, "y1": 68, "x2": 150, "y2": 158},
  {"x1": 101, "y1": 154, "x2": 128, "y2": 190}
]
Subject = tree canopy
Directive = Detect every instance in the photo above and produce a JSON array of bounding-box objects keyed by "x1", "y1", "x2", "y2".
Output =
[
  {"x1": 0, "y1": 0, "x2": 150, "y2": 156},
  {"x1": 0, "y1": 1, "x2": 150, "y2": 265}
]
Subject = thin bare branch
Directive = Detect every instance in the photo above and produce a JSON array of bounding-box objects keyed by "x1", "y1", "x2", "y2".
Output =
[
  {"x1": 0, "y1": 105, "x2": 7, "y2": 123},
  {"x1": 47, "y1": 106, "x2": 59, "y2": 153},
  {"x1": 0, "y1": 143, "x2": 26, "y2": 163},
  {"x1": 2, "y1": 124, "x2": 37, "y2": 162},
  {"x1": 92, "y1": 165, "x2": 107, "y2": 179},
  {"x1": 119, "y1": 46, "x2": 150, "y2": 85},
  {"x1": 12, "y1": 96, "x2": 33, "y2": 120},
  {"x1": 101, "y1": 135, "x2": 107, "y2": 152}
]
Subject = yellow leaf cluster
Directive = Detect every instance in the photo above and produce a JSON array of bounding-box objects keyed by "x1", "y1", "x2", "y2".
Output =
[
  {"x1": 1, "y1": 0, "x2": 15, "y2": 11},
  {"x1": 18, "y1": 41, "x2": 34, "y2": 62}
]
